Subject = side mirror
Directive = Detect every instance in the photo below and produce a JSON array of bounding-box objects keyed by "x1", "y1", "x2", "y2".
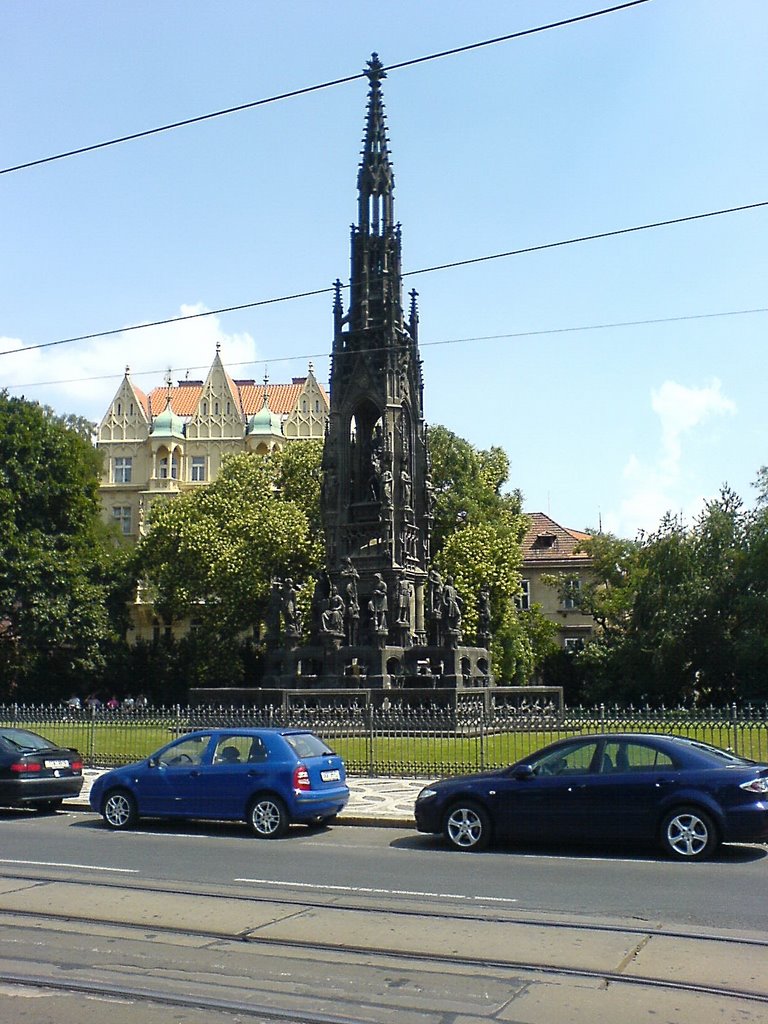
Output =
[{"x1": 513, "y1": 764, "x2": 535, "y2": 781}]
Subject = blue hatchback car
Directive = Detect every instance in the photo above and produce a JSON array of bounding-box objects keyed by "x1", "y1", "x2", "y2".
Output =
[{"x1": 89, "y1": 727, "x2": 349, "y2": 837}]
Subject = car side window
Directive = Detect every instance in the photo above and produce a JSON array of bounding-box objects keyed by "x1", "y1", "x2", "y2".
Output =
[
  {"x1": 213, "y1": 735, "x2": 267, "y2": 764},
  {"x1": 603, "y1": 742, "x2": 676, "y2": 772},
  {"x1": 532, "y1": 741, "x2": 599, "y2": 776},
  {"x1": 161, "y1": 735, "x2": 210, "y2": 766}
]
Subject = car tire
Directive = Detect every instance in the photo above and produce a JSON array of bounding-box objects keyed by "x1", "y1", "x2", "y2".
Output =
[
  {"x1": 102, "y1": 789, "x2": 138, "y2": 831},
  {"x1": 660, "y1": 806, "x2": 718, "y2": 861},
  {"x1": 35, "y1": 799, "x2": 63, "y2": 814},
  {"x1": 248, "y1": 795, "x2": 289, "y2": 839},
  {"x1": 443, "y1": 801, "x2": 491, "y2": 851}
]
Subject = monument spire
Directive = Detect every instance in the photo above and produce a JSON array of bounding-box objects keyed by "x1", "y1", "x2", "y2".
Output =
[{"x1": 357, "y1": 53, "x2": 394, "y2": 234}]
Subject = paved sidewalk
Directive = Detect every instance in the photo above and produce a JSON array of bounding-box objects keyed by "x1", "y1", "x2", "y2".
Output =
[{"x1": 65, "y1": 769, "x2": 424, "y2": 827}]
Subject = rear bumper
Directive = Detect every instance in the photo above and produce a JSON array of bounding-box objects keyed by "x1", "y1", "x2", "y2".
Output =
[
  {"x1": 292, "y1": 785, "x2": 350, "y2": 822},
  {"x1": 0, "y1": 775, "x2": 84, "y2": 807},
  {"x1": 722, "y1": 803, "x2": 768, "y2": 843}
]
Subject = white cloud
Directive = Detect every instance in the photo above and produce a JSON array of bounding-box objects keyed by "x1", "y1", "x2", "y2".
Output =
[
  {"x1": 651, "y1": 378, "x2": 736, "y2": 472},
  {"x1": 1, "y1": 304, "x2": 260, "y2": 422},
  {"x1": 607, "y1": 379, "x2": 736, "y2": 538}
]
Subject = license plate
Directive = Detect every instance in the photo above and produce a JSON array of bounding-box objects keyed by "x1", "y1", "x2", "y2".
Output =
[
  {"x1": 321, "y1": 769, "x2": 341, "y2": 782},
  {"x1": 45, "y1": 760, "x2": 69, "y2": 769}
]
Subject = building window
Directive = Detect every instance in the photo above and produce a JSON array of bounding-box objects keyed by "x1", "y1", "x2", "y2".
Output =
[
  {"x1": 202, "y1": 401, "x2": 208, "y2": 415},
  {"x1": 562, "y1": 578, "x2": 581, "y2": 610},
  {"x1": 226, "y1": 401, "x2": 231, "y2": 415},
  {"x1": 191, "y1": 456, "x2": 206, "y2": 482},
  {"x1": 112, "y1": 505, "x2": 132, "y2": 535},
  {"x1": 170, "y1": 454, "x2": 179, "y2": 480},
  {"x1": 159, "y1": 456, "x2": 168, "y2": 479},
  {"x1": 214, "y1": 401, "x2": 219, "y2": 416},
  {"x1": 114, "y1": 456, "x2": 132, "y2": 483},
  {"x1": 564, "y1": 637, "x2": 585, "y2": 652},
  {"x1": 116, "y1": 402, "x2": 122, "y2": 415},
  {"x1": 515, "y1": 579, "x2": 530, "y2": 611}
]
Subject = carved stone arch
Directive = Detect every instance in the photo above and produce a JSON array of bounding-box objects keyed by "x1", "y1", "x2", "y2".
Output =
[{"x1": 346, "y1": 397, "x2": 383, "y2": 504}]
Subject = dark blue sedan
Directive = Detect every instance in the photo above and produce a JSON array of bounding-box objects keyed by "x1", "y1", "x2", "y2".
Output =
[
  {"x1": 90, "y1": 728, "x2": 349, "y2": 837},
  {"x1": 414, "y1": 733, "x2": 768, "y2": 860}
]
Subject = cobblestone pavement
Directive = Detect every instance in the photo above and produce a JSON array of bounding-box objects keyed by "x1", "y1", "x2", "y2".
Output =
[{"x1": 66, "y1": 769, "x2": 425, "y2": 826}]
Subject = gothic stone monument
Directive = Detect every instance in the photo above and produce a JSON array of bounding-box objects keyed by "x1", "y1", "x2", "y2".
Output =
[{"x1": 263, "y1": 55, "x2": 493, "y2": 691}]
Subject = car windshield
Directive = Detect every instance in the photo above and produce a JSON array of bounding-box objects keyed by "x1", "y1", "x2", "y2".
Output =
[
  {"x1": 283, "y1": 733, "x2": 333, "y2": 758},
  {"x1": 0, "y1": 728, "x2": 57, "y2": 753}
]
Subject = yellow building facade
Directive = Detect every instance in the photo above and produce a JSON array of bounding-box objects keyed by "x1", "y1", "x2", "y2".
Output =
[{"x1": 97, "y1": 349, "x2": 328, "y2": 542}]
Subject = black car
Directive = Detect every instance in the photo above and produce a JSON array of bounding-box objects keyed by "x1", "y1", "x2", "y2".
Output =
[
  {"x1": 415, "y1": 733, "x2": 768, "y2": 860},
  {"x1": 0, "y1": 727, "x2": 84, "y2": 812}
]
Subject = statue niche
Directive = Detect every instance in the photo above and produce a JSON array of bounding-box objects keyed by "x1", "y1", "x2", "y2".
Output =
[{"x1": 348, "y1": 403, "x2": 386, "y2": 505}]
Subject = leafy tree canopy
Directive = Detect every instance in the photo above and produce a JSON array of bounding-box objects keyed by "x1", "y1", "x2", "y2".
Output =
[
  {"x1": 547, "y1": 486, "x2": 768, "y2": 704},
  {"x1": 136, "y1": 448, "x2": 323, "y2": 644},
  {"x1": 0, "y1": 393, "x2": 115, "y2": 699},
  {"x1": 428, "y1": 426, "x2": 556, "y2": 681}
]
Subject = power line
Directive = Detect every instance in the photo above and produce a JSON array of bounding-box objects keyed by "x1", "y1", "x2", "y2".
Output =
[
  {"x1": 1, "y1": 2, "x2": 652, "y2": 176},
  {"x1": 7, "y1": 306, "x2": 767, "y2": 395},
  {"x1": 1, "y1": 198, "x2": 765, "y2": 360}
]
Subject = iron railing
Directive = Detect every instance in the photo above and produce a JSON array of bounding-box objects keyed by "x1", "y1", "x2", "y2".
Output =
[{"x1": 1, "y1": 701, "x2": 766, "y2": 776}]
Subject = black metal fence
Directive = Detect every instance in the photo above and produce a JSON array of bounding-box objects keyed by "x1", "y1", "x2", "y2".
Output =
[{"x1": 2, "y1": 701, "x2": 767, "y2": 777}]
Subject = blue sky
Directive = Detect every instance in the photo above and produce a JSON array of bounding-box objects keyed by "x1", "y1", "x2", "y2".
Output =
[{"x1": 2, "y1": 0, "x2": 766, "y2": 539}]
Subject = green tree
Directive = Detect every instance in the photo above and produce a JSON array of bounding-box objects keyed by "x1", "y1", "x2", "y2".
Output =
[
  {"x1": 550, "y1": 487, "x2": 768, "y2": 705},
  {"x1": 135, "y1": 450, "x2": 321, "y2": 649},
  {"x1": 0, "y1": 393, "x2": 116, "y2": 700},
  {"x1": 428, "y1": 426, "x2": 555, "y2": 681}
]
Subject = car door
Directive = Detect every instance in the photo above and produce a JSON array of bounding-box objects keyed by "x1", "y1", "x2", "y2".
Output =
[
  {"x1": 578, "y1": 740, "x2": 680, "y2": 840},
  {"x1": 192, "y1": 733, "x2": 269, "y2": 819},
  {"x1": 135, "y1": 733, "x2": 213, "y2": 817},
  {"x1": 494, "y1": 739, "x2": 601, "y2": 841}
]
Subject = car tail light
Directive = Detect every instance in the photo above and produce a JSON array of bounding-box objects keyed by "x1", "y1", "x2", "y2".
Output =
[
  {"x1": 739, "y1": 778, "x2": 768, "y2": 794},
  {"x1": 10, "y1": 762, "x2": 41, "y2": 773},
  {"x1": 293, "y1": 763, "x2": 311, "y2": 791},
  {"x1": 71, "y1": 760, "x2": 83, "y2": 772}
]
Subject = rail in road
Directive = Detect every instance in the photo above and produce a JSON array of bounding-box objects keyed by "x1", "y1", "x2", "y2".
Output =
[{"x1": 0, "y1": 869, "x2": 766, "y2": 1023}]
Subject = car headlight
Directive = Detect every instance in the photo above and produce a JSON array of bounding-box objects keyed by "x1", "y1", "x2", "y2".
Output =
[
  {"x1": 416, "y1": 787, "x2": 438, "y2": 801},
  {"x1": 739, "y1": 778, "x2": 768, "y2": 793}
]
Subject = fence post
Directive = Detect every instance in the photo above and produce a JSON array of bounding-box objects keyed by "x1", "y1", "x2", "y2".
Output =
[
  {"x1": 479, "y1": 705, "x2": 485, "y2": 772},
  {"x1": 366, "y1": 704, "x2": 375, "y2": 778},
  {"x1": 731, "y1": 702, "x2": 739, "y2": 756},
  {"x1": 88, "y1": 704, "x2": 97, "y2": 766}
]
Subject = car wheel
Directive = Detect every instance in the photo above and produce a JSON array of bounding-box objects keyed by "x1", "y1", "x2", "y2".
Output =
[
  {"x1": 102, "y1": 789, "x2": 138, "y2": 830},
  {"x1": 248, "y1": 795, "x2": 288, "y2": 839},
  {"x1": 661, "y1": 806, "x2": 718, "y2": 861},
  {"x1": 35, "y1": 799, "x2": 63, "y2": 814},
  {"x1": 443, "y1": 801, "x2": 491, "y2": 851}
]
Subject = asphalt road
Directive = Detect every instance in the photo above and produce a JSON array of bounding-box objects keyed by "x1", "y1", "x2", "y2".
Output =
[
  {"x1": 1, "y1": 807, "x2": 766, "y2": 930},
  {"x1": 0, "y1": 808, "x2": 767, "y2": 1023}
]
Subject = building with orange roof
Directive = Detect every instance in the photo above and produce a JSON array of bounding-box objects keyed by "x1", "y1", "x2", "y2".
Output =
[
  {"x1": 96, "y1": 347, "x2": 328, "y2": 542},
  {"x1": 520, "y1": 512, "x2": 595, "y2": 650}
]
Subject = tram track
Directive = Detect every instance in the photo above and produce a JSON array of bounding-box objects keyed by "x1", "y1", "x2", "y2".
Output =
[
  {"x1": 0, "y1": 869, "x2": 766, "y2": 1018},
  {"x1": 0, "y1": 866, "x2": 766, "y2": 949}
]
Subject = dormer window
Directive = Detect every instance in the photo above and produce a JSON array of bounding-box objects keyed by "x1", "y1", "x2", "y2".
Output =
[
  {"x1": 116, "y1": 402, "x2": 122, "y2": 415},
  {"x1": 202, "y1": 401, "x2": 208, "y2": 415},
  {"x1": 533, "y1": 532, "x2": 557, "y2": 550},
  {"x1": 214, "y1": 401, "x2": 219, "y2": 416}
]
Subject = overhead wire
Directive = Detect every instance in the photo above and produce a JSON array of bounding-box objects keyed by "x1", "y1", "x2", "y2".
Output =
[
  {"x1": 1, "y1": 198, "x2": 765, "y2": 359},
  {"x1": 1, "y1": 1, "x2": 652, "y2": 175},
  {"x1": 7, "y1": 306, "x2": 768, "y2": 395}
]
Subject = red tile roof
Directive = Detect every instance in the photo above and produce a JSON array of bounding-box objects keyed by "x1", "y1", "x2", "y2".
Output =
[
  {"x1": 145, "y1": 379, "x2": 328, "y2": 419},
  {"x1": 522, "y1": 512, "x2": 592, "y2": 562}
]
